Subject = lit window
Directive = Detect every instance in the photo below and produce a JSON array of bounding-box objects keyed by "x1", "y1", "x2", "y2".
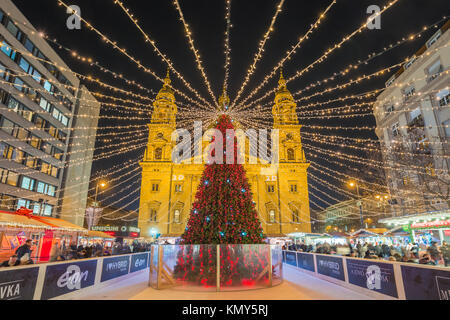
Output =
[
  {"x1": 269, "y1": 210, "x2": 275, "y2": 223},
  {"x1": 174, "y1": 209, "x2": 180, "y2": 223}
]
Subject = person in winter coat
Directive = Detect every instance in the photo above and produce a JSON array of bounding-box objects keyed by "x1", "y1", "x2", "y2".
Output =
[
  {"x1": 49, "y1": 242, "x2": 62, "y2": 262},
  {"x1": 15, "y1": 239, "x2": 32, "y2": 263}
]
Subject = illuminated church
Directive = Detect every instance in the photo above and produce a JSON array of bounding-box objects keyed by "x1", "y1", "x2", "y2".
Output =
[{"x1": 138, "y1": 71, "x2": 311, "y2": 238}]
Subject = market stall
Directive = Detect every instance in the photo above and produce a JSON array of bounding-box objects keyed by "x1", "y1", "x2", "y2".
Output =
[
  {"x1": 0, "y1": 207, "x2": 88, "y2": 262},
  {"x1": 286, "y1": 232, "x2": 323, "y2": 246},
  {"x1": 78, "y1": 230, "x2": 115, "y2": 248},
  {"x1": 379, "y1": 211, "x2": 450, "y2": 246},
  {"x1": 350, "y1": 229, "x2": 389, "y2": 245}
]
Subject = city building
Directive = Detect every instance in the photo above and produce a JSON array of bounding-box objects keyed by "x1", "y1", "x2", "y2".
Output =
[
  {"x1": 373, "y1": 20, "x2": 450, "y2": 216},
  {"x1": 316, "y1": 196, "x2": 391, "y2": 233},
  {"x1": 138, "y1": 71, "x2": 311, "y2": 238},
  {"x1": 0, "y1": 0, "x2": 100, "y2": 225}
]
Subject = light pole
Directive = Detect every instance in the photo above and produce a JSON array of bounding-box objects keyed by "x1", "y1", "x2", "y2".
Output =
[
  {"x1": 91, "y1": 181, "x2": 106, "y2": 230},
  {"x1": 349, "y1": 181, "x2": 364, "y2": 229}
]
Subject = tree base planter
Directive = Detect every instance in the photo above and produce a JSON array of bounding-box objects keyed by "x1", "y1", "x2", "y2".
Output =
[{"x1": 149, "y1": 244, "x2": 283, "y2": 291}]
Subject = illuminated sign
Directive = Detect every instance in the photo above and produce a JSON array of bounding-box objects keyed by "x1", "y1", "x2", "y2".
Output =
[
  {"x1": 411, "y1": 219, "x2": 450, "y2": 229},
  {"x1": 92, "y1": 225, "x2": 140, "y2": 237}
]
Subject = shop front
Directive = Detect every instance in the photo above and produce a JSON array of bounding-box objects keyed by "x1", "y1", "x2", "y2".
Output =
[
  {"x1": 91, "y1": 225, "x2": 141, "y2": 246},
  {"x1": 379, "y1": 211, "x2": 450, "y2": 246},
  {"x1": 0, "y1": 208, "x2": 88, "y2": 262}
]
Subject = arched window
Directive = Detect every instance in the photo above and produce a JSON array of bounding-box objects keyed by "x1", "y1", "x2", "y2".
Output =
[
  {"x1": 174, "y1": 209, "x2": 180, "y2": 223},
  {"x1": 269, "y1": 210, "x2": 276, "y2": 223},
  {"x1": 154, "y1": 147, "x2": 162, "y2": 160},
  {"x1": 287, "y1": 148, "x2": 295, "y2": 161}
]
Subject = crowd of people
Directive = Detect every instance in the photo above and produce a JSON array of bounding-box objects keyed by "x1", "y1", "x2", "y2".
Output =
[
  {"x1": 283, "y1": 240, "x2": 450, "y2": 267},
  {"x1": 0, "y1": 239, "x2": 153, "y2": 268}
]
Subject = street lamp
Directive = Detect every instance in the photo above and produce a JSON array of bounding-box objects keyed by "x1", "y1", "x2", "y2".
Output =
[
  {"x1": 91, "y1": 181, "x2": 107, "y2": 230},
  {"x1": 348, "y1": 181, "x2": 364, "y2": 229}
]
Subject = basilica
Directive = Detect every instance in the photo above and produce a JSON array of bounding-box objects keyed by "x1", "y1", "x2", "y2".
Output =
[{"x1": 138, "y1": 71, "x2": 311, "y2": 238}]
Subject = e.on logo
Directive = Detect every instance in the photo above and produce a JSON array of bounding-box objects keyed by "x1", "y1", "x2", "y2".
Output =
[
  {"x1": 57, "y1": 265, "x2": 88, "y2": 290},
  {"x1": 135, "y1": 258, "x2": 146, "y2": 268}
]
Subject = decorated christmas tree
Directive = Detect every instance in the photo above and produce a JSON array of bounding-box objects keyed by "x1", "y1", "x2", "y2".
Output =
[
  {"x1": 181, "y1": 114, "x2": 265, "y2": 244},
  {"x1": 173, "y1": 114, "x2": 268, "y2": 287}
]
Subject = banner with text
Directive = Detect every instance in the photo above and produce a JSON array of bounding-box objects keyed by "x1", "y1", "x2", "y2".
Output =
[
  {"x1": 130, "y1": 253, "x2": 149, "y2": 273},
  {"x1": 316, "y1": 255, "x2": 345, "y2": 281},
  {"x1": 285, "y1": 251, "x2": 297, "y2": 267},
  {"x1": 401, "y1": 265, "x2": 450, "y2": 300},
  {"x1": 101, "y1": 255, "x2": 130, "y2": 282},
  {"x1": 296, "y1": 252, "x2": 315, "y2": 272},
  {"x1": 0, "y1": 267, "x2": 39, "y2": 300},
  {"x1": 346, "y1": 259, "x2": 398, "y2": 298},
  {"x1": 41, "y1": 260, "x2": 97, "y2": 300}
]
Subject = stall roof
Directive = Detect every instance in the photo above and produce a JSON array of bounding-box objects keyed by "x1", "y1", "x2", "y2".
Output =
[
  {"x1": 286, "y1": 232, "x2": 323, "y2": 238},
  {"x1": 350, "y1": 229, "x2": 380, "y2": 237},
  {"x1": 379, "y1": 210, "x2": 450, "y2": 226},
  {"x1": 384, "y1": 226, "x2": 410, "y2": 237},
  {"x1": 35, "y1": 216, "x2": 88, "y2": 234},
  {"x1": 325, "y1": 231, "x2": 351, "y2": 238},
  {"x1": 86, "y1": 230, "x2": 115, "y2": 239},
  {"x1": 0, "y1": 211, "x2": 50, "y2": 229}
]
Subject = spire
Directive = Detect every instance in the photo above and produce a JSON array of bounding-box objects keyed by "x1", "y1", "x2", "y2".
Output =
[
  {"x1": 218, "y1": 86, "x2": 230, "y2": 111},
  {"x1": 278, "y1": 68, "x2": 287, "y2": 90},
  {"x1": 163, "y1": 67, "x2": 171, "y2": 86}
]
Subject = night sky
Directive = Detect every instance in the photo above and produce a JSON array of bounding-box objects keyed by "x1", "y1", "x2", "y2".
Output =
[{"x1": 11, "y1": 0, "x2": 450, "y2": 220}]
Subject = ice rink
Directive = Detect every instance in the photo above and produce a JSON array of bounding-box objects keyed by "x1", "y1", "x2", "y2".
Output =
[{"x1": 67, "y1": 265, "x2": 376, "y2": 300}]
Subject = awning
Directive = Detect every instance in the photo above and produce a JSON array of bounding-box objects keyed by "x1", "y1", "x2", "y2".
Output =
[
  {"x1": 85, "y1": 230, "x2": 115, "y2": 239},
  {"x1": 0, "y1": 211, "x2": 50, "y2": 230},
  {"x1": 37, "y1": 216, "x2": 88, "y2": 234},
  {"x1": 325, "y1": 231, "x2": 351, "y2": 238},
  {"x1": 384, "y1": 226, "x2": 410, "y2": 237},
  {"x1": 350, "y1": 229, "x2": 380, "y2": 237}
]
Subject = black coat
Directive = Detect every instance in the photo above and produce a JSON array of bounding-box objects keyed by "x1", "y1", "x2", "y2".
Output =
[{"x1": 15, "y1": 244, "x2": 31, "y2": 260}]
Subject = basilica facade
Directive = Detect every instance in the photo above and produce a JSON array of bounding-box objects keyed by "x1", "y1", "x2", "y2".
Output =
[{"x1": 138, "y1": 71, "x2": 311, "y2": 238}]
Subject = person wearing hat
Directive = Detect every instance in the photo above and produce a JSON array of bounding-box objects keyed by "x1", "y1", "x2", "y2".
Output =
[{"x1": 0, "y1": 254, "x2": 18, "y2": 267}]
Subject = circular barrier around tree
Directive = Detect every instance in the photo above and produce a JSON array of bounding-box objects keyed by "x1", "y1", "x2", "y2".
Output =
[{"x1": 149, "y1": 244, "x2": 283, "y2": 291}]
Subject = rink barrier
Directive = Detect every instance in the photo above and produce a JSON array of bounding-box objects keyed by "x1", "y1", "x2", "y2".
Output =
[
  {"x1": 0, "y1": 252, "x2": 150, "y2": 300},
  {"x1": 282, "y1": 250, "x2": 450, "y2": 300}
]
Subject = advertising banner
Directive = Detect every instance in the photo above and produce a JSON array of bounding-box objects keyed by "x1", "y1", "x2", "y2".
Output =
[
  {"x1": 130, "y1": 253, "x2": 149, "y2": 273},
  {"x1": 101, "y1": 255, "x2": 130, "y2": 282},
  {"x1": 316, "y1": 255, "x2": 345, "y2": 281},
  {"x1": 296, "y1": 252, "x2": 315, "y2": 272},
  {"x1": 41, "y1": 260, "x2": 97, "y2": 300},
  {"x1": 285, "y1": 251, "x2": 297, "y2": 267},
  {"x1": 346, "y1": 259, "x2": 398, "y2": 298},
  {"x1": 0, "y1": 267, "x2": 39, "y2": 300},
  {"x1": 401, "y1": 265, "x2": 450, "y2": 300}
]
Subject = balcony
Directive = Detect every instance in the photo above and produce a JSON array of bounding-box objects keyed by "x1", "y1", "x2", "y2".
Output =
[
  {"x1": 426, "y1": 65, "x2": 444, "y2": 84},
  {"x1": 407, "y1": 115, "x2": 424, "y2": 133}
]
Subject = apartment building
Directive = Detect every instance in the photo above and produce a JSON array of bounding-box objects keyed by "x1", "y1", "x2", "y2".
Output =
[
  {"x1": 374, "y1": 20, "x2": 450, "y2": 216},
  {"x1": 0, "y1": 0, "x2": 100, "y2": 225}
]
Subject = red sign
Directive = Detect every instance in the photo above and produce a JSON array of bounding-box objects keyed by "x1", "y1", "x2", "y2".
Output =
[
  {"x1": 411, "y1": 219, "x2": 450, "y2": 229},
  {"x1": 445, "y1": 230, "x2": 450, "y2": 236}
]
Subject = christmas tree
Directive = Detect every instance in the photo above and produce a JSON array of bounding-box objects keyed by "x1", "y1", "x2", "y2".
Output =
[
  {"x1": 181, "y1": 114, "x2": 265, "y2": 244},
  {"x1": 173, "y1": 115, "x2": 268, "y2": 287}
]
